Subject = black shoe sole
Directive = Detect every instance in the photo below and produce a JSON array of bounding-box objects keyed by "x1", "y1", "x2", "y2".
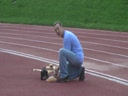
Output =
[
  {"x1": 79, "y1": 67, "x2": 85, "y2": 81},
  {"x1": 57, "y1": 79, "x2": 69, "y2": 83},
  {"x1": 57, "y1": 76, "x2": 69, "y2": 83}
]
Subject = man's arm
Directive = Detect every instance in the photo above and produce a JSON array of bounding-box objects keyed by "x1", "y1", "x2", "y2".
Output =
[{"x1": 63, "y1": 36, "x2": 71, "y2": 50}]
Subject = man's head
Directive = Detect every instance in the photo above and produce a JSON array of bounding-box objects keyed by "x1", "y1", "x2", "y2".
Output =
[{"x1": 53, "y1": 21, "x2": 64, "y2": 38}]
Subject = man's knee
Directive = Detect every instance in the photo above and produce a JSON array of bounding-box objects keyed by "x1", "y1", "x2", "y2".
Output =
[{"x1": 59, "y1": 48, "x2": 65, "y2": 54}]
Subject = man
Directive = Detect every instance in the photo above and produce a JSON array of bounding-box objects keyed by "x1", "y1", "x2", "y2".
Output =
[{"x1": 53, "y1": 21, "x2": 85, "y2": 82}]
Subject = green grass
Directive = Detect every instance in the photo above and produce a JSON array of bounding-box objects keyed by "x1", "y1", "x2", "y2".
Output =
[{"x1": 0, "y1": 0, "x2": 128, "y2": 31}]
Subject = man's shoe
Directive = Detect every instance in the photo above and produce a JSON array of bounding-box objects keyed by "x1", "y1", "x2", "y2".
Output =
[
  {"x1": 57, "y1": 76, "x2": 69, "y2": 83},
  {"x1": 79, "y1": 67, "x2": 85, "y2": 81}
]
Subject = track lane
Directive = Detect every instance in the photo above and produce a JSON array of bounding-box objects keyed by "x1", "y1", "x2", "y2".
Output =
[
  {"x1": 0, "y1": 34, "x2": 127, "y2": 57},
  {"x1": 0, "y1": 33, "x2": 128, "y2": 55},
  {"x1": 0, "y1": 41, "x2": 128, "y2": 80},
  {"x1": 1, "y1": 48, "x2": 128, "y2": 85},
  {"x1": 0, "y1": 37, "x2": 128, "y2": 67},
  {"x1": 0, "y1": 28, "x2": 128, "y2": 43},
  {"x1": 0, "y1": 38, "x2": 128, "y2": 64},
  {"x1": 0, "y1": 30, "x2": 128, "y2": 48},
  {"x1": 0, "y1": 23, "x2": 127, "y2": 72},
  {"x1": 1, "y1": 23, "x2": 128, "y2": 37},
  {"x1": 0, "y1": 25, "x2": 127, "y2": 96},
  {"x1": 0, "y1": 52, "x2": 127, "y2": 96}
]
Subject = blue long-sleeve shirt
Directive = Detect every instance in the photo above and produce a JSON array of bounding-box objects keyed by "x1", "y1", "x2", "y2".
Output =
[{"x1": 63, "y1": 30, "x2": 84, "y2": 63}]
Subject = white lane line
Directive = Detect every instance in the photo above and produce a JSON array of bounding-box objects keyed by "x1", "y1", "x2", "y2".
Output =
[
  {"x1": 0, "y1": 48, "x2": 128, "y2": 86},
  {"x1": 67, "y1": 28, "x2": 128, "y2": 36},
  {"x1": 0, "y1": 41, "x2": 128, "y2": 68},
  {"x1": 83, "y1": 41, "x2": 128, "y2": 50},
  {"x1": 75, "y1": 32, "x2": 128, "y2": 38},
  {"x1": 0, "y1": 29, "x2": 55, "y2": 35},
  {"x1": 0, "y1": 35, "x2": 128, "y2": 58},
  {"x1": 1, "y1": 28, "x2": 128, "y2": 40},
  {"x1": 0, "y1": 36, "x2": 62, "y2": 45},
  {"x1": 0, "y1": 32, "x2": 60, "y2": 39},
  {"x1": 86, "y1": 69, "x2": 128, "y2": 86},
  {"x1": 0, "y1": 48, "x2": 58, "y2": 64},
  {"x1": 80, "y1": 36, "x2": 128, "y2": 43},
  {"x1": 0, "y1": 24, "x2": 53, "y2": 30},
  {"x1": 85, "y1": 57, "x2": 128, "y2": 68},
  {"x1": 84, "y1": 48, "x2": 128, "y2": 58},
  {"x1": 1, "y1": 23, "x2": 128, "y2": 37},
  {"x1": 0, "y1": 41, "x2": 58, "y2": 52},
  {"x1": 0, "y1": 31, "x2": 128, "y2": 43},
  {"x1": 0, "y1": 32, "x2": 128, "y2": 50}
]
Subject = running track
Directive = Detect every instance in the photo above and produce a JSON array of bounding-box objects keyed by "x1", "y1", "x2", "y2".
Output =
[{"x1": 0, "y1": 23, "x2": 128, "y2": 96}]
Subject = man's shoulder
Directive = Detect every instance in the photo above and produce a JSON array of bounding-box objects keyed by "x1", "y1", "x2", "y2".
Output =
[
  {"x1": 64, "y1": 30, "x2": 74, "y2": 36},
  {"x1": 65, "y1": 30, "x2": 71, "y2": 33}
]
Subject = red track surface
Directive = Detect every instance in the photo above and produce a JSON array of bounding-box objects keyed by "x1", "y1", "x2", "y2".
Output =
[{"x1": 0, "y1": 23, "x2": 128, "y2": 96}]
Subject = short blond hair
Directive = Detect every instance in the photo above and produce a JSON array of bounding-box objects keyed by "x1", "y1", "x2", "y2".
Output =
[{"x1": 53, "y1": 21, "x2": 63, "y2": 27}]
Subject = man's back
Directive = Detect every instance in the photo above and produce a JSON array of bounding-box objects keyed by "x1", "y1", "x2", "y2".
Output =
[{"x1": 63, "y1": 30, "x2": 84, "y2": 63}]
